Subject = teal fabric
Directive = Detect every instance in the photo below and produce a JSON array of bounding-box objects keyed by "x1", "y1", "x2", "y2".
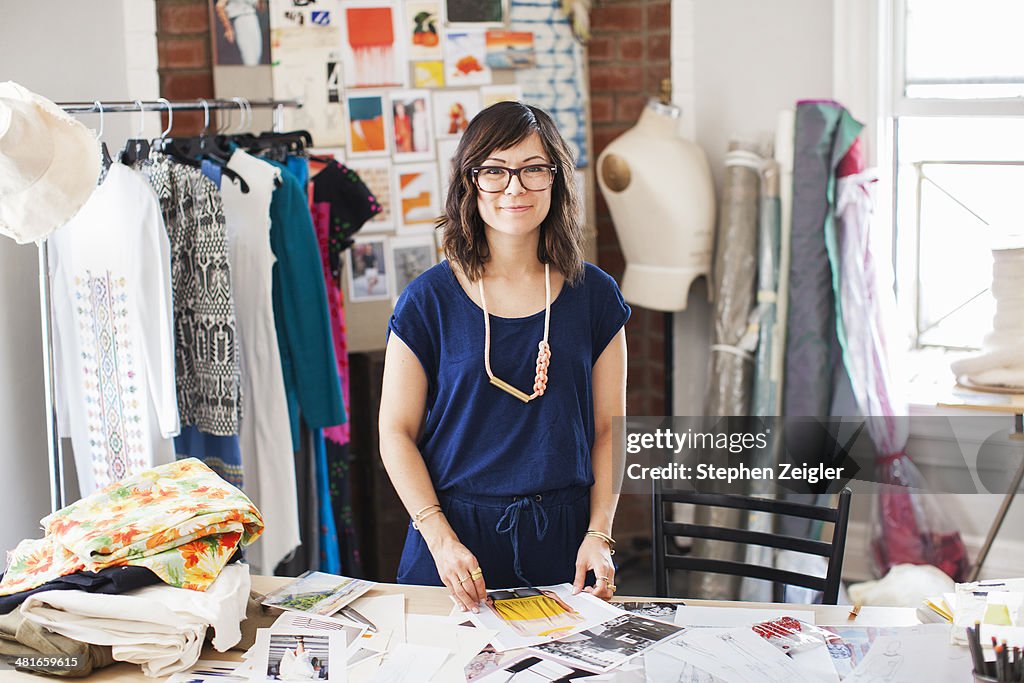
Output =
[{"x1": 266, "y1": 159, "x2": 346, "y2": 449}]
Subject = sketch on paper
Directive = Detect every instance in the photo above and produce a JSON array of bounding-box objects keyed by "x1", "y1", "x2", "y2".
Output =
[
  {"x1": 485, "y1": 30, "x2": 536, "y2": 69},
  {"x1": 432, "y1": 89, "x2": 481, "y2": 138},
  {"x1": 444, "y1": 29, "x2": 492, "y2": 86},
  {"x1": 480, "y1": 84, "x2": 523, "y2": 108},
  {"x1": 345, "y1": 91, "x2": 390, "y2": 157},
  {"x1": 394, "y1": 163, "x2": 442, "y2": 232},
  {"x1": 404, "y1": 1, "x2": 444, "y2": 60},
  {"x1": 343, "y1": 3, "x2": 405, "y2": 88},
  {"x1": 413, "y1": 60, "x2": 446, "y2": 87}
]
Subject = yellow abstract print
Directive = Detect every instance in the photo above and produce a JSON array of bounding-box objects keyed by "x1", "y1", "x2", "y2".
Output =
[{"x1": 488, "y1": 590, "x2": 585, "y2": 637}]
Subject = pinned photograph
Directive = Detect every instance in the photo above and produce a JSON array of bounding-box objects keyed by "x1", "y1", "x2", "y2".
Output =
[
  {"x1": 261, "y1": 571, "x2": 375, "y2": 616},
  {"x1": 341, "y1": 2, "x2": 405, "y2": 88},
  {"x1": 347, "y1": 237, "x2": 391, "y2": 301},
  {"x1": 249, "y1": 629, "x2": 345, "y2": 682},
  {"x1": 412, "y1": 60, "x2": 445, "y2": 88},
  {"x1": 531, "y1": 613, "x2": 684, "y2": 673},
  {"x1": 345, "y1": 91, "x2": 390, "y2": 157},
  {"x1": 390, "y1": 89, "x2": 434, "y2": 163},
  {"x1": 394, "y1": 163, "x2": 442, "y2": 233},
  {"x1": 390, "y1": 235, "x2": 438, "y2": 303},
  {"x1": 345, "y1": 158, "x2": 394, "y2": 231},
  {"x1": 480, "y1": 84, "x2": 523, "y2": 108},
  {"x1": 445, "y1": 0, "x2": 506, "y2": 25},
  {"x1": 432, "y1": 89, "x2": 481, "y2": 138},
  {"x1": 471, "y1": 584, "x2": 624, "y2": 652},
  {"x1": 444, "y1": 29, "x2": 492, "y2": 86},
  {"x1": 212, "y1": 0, "x2": 272, "y2": 66},
  {"x1": 404, "y1": 1, "x2": 443, "y2": 60},
  {"x1": 485, "y1": 30, "x2": 535, "y2": 69}
]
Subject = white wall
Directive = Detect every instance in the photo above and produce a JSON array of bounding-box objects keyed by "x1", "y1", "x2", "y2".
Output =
[{"x1": 0, "y1": 0, "x2": 158, "y2": 557}]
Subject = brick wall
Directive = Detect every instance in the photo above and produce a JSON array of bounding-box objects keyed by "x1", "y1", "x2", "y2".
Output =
[
  {"x1": 155, "y1": 0, "x2": 214, "y2": 134},
  {"x1": 589, "y1": 0, "x2": 671, "y2": 576},
  {"x1": 589, "y1": 0, "x2": 671, "y2": 420}
]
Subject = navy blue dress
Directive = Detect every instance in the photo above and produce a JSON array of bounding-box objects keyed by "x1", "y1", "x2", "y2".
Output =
[{"x1": 387, "y1": 261, "x2": 630, "y2": 588}]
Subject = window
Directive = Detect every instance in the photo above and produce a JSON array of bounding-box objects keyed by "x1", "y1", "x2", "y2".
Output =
[{"x1": 891, "y1": 0, "x2": 1024, "y2": 351}]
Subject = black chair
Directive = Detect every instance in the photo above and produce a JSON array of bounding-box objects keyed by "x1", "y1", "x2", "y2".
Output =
[{"x1": 652, "y1": 488, "x2": 852, "y2": 604}]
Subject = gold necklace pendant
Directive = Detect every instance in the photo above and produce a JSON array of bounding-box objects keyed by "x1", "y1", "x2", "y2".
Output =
[{"x1": 479, "y1": 264, "x2": 553, "y2": 403}]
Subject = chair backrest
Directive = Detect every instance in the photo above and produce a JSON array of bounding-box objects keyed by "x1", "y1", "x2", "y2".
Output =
[{"x1": 652, "y1": 487, "x2": 852, "y2": 604}]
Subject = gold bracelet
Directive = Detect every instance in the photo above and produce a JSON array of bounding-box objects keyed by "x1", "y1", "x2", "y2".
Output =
[
  {"x1": 413, "y1": 504, "x2": 441, "y2": 520},
  {"x1": 412, "y1": 507, "x2": 443, "y2": 530},
  {"x1": 586, "y1": 530, "x2": 616, "y2": 554}
]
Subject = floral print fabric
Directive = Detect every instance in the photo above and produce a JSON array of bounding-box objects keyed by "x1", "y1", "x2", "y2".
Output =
[{"x1": 0, "y1": 459, "x2": 262, "y2": 596}]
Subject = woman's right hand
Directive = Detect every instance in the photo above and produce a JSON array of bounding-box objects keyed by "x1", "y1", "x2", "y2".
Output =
[{"x1": 423, "y1": 527, "x2": 487, "y2": 613}]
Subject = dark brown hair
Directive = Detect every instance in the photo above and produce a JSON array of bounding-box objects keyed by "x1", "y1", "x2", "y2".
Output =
[{"x1": 439, "y1": 101, "x2": 584, "y2": 284}]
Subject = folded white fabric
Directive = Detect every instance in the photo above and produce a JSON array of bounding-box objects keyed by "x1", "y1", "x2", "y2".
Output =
[{"x1": 19, "y1": 563, "x2": 249, "y2": 677}]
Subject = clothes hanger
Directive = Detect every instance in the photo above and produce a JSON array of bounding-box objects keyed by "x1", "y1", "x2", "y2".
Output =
[
  {"x1": 93, "y1": 101, "x2": 113, "y2": 171},
  {"x1": 119, "y1": 99, "x2": 152, "y2": 164}
]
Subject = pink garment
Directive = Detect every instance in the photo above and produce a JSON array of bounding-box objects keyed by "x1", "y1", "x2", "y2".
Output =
[{"x1": 311, "y1": 201, "x2": 352, "y2": 446}]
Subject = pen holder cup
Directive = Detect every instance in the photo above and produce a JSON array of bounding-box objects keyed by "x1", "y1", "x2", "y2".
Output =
[{"x1": 974, "y1": 671, "x2": 998, "y2": 682}]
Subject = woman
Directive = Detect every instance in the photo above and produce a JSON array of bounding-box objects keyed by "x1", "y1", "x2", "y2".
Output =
[{"x1": 380, "y1": 101, "x2": 628, "y2": 612}]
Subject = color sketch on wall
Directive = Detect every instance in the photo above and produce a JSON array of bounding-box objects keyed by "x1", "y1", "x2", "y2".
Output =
[
  {"x1": 444, "y1": 29, "x2": 492, "y2": 86},
  {"x1": 346, "y1": 158, "x2": 395, "y2": 231},
  {"x1": 445, "y1": 0, "x2": 506, "y2": 25},
  {"x1": 510, "y1": 0, "x2": 588, "y2": 167},
  {"x1": 485, "y1": 30, "x2": 535, "y2": 69},
  {"x1": 404, "y1": 1, "x2": 443, "y2": 60},
  {"x1": 345, "y1": 91, "x2": 390, "y2": 157},
  {"x1": 481, "y1": 84, "x2": 523, "y2": 108},
  {"x1": 390, "y1": 89, "x2": 435, "y2": 163},
  {"x1": 394, "y1": 163, "x2": 441, "y2": 232},
  {"x1": 413, "y1": 60, "x2": 446, "y2": 87},
  {"x1": 342, "y1": 4, "x2": 405, "y2": 88},
  {"x1": 432, "y1": 89, "x2": 481, "y2": 138}
]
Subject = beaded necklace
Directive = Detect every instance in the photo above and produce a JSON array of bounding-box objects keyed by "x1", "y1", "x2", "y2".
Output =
[{"x1": 478, "y1": 263, "x2": 552, "y2": 403}]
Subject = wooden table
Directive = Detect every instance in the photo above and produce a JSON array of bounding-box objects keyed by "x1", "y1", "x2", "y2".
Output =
[
  {"x1": 937, "y1": 383, "x2": 1024, "y2": 581},
  {"x1": 5, "y1": 576, "x2": 919, "y2": 681}
]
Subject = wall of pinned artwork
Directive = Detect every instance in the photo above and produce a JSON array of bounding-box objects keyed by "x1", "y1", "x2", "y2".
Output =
[{"x1": 210, "y1": 0, "x2": 593, "y2": 352}]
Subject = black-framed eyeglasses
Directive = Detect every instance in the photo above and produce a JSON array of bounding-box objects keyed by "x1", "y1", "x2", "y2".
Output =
[{"x1": 470, "y1": 164, "x2": 558, "y2": 192}]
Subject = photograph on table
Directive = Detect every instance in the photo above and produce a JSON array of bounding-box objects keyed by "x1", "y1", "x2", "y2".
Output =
[
  {"x1": 531, "y1": 613, "x2": 684, "y2": 673},
  {"x1": 249, "y1": 629, "x2": 345, "y2": 682},
  {"x1": 472, "y1": 584, "x2": 624, "y2": 652},
  {"x1": 261, "y1": 570, "x2": 375, "y2": 616},
  {"x1": 394, "y1": 162, "x2": 442, "y2": 233},
  {"x1": 340, "y1": 2, "x2": 406, "y2": 88},
  {"x1": 389, "y1": 235, "x2": 438, "y2": 303},
  {"x1": 345, "y1": 158, "x2": 394, "y2": 232},
  {"x1": 437, "y1": 138, "x2": 460, "y2": 204},
  {"x1": 443, "y1": 29, "x2": 492, "y2": 86},
  {"x1": 345, "y1": 90, "x2": 390, "y2": 157},
  {"x1": 403, "y1": 0, "x2": 443, "y2": 60},
  {"x1": 445, "y1": 0, "x2": 506, "y2": 25},
  {"x1": 615, "y1": 601, "x2": 681, "y2": 621},
  {"x1": 389, "y1": 89, "x2": 435, "y2": 163},
  {"x1": 211, "y1": 0, "x2": 272, "y2": 66},
  {"x1": 480, "y1": 84, "x2": 523, "y2": 108},
  {"x1": 413, "y1": 60, "x2": 445, "y2": 87},
  {"x1": 432, "y1": 89, "x2": 481, "y2": 138},
  {"x1": 347, "y1": 237, "x2": 391, "y2": 302},
  {"x1": 485, "y1": 29, "x2": 535, "y2": 69},
  {"x1": 165, "y1": 659, "x2": 248, "y2": 682},
  {"x1": 270, "y1": 610, "x2": 368, "y2": 654}
]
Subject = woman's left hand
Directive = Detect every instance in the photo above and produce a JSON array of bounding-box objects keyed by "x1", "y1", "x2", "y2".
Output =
[{"x1": 572, "y1": 535, "x2": 616, "y2": 600}]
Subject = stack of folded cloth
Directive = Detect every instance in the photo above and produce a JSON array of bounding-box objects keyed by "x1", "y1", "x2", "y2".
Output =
[
  {"x1": 951, "y1": 244, "x2": 1024, "y2": 389},
  {"x1": 0, "y1": 458, "x2": 263, "y2": 677}
]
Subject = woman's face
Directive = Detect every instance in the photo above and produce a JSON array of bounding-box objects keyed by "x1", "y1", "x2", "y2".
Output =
[{"x1": 476, "y1": 131, "x2": 552, "y2": 238}]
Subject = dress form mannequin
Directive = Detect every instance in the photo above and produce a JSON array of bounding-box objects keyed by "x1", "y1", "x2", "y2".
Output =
[{"x1": 597, "y1": 96, "x2": 715, "y2": 311}]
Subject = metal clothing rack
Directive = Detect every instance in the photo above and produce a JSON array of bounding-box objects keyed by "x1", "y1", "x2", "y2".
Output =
[{"x1": 40, "y1": 97, "x2": 303, "y2": 513}]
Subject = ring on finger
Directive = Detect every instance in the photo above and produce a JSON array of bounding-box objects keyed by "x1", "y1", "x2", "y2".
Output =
[
  {"x1": 470, "y1": 569, "x2": 483, "y2": 580},
  {"x1": 458, "y1": 575, "x2": 470, "y2": 583}
]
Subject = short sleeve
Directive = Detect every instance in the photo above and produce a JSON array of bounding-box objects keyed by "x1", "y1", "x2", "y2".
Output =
[
  {"x1": 588, "y1": 264, "x2": 631, "y2": 364},
  {"x1": 387, "y1": 283, "x2": 439, "y2": 391}
]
